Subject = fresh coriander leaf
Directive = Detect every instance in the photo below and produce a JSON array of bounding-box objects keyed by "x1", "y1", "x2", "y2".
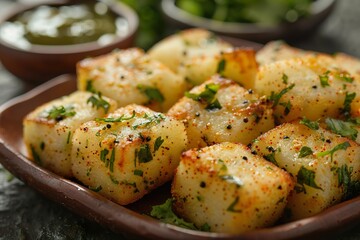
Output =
[
  {"x1": 300, "y1": 117, "x2": 319, "y2": 130},
  {"x1": 279, "y1": 100, "x2": 292, "y2": 115},
  {"x1": 340, "y1": 92, "x2": 356, "y2": 119},
  {"x1": 137, "y1": 85, "x2": 165, "y2": 103},
  {"x1": 319, "y1": 70, "x2": 330, "y2": 87},
  {"x1": 282, "y1": 73, "x2": 288, "y2": 84},
  {"x1": 227, "y1": 196, "x2": 242, "y2": 213},
  {"x1": 317, "y1": 141, "x2": 351, "y2": 161},
  {"x1": 89, "y1": 185, "x2": 102, "y2": 192},
  {"x1": 154, "y1": 136, "x2": 164, "y2": 152},
  {"x1": 86, "y1": 167, "x2": 92, "y2": 177},
  {"x1": 348, "y1": 117, "x2": 360, "y2": 125},
  {"x1": 134, "y1": 169, "x2": 143, "y2": 176},
  {"x1": 137, "y1": 144, "x2": 153, "y2": 163},
  {"x1": 217, "y1": 59, "x2": 226, "y2": 75},
  {"x1": 87, "y1": 94, "x2": 110, "y2": 114},
  {"x1": 325, "y1": 118, "x2": 358, "y2": 140},
  {"x1": 109, "y1": 174, "x2": 119, "y2": 184},
  {"x1": 200, "y1": 223, "x2": 211, "y2": 232},
  {"x1": 185, "y1": 83, "x2": 222, "y2": 110},
  {"x1": 217, "y1": 159, "x2": 228, "y2": 171},
  {"x1": 295, "y1": 166, "x2": 323, "y2": 194},
  {"x1": 109, "y1": 148, "x2": 115, "y2": 172},
  {"x1": 298, "y1": 146, "x2": 313, "y2": 158},
  {"x1": 86, "y1": 80, "x2": 97, "y2": 93},
  {"x1": 66, "y1": 131, "x2": 71, "y2": 144},
  {"x1": 205, "y1": 98, "x2": 222, "y2": 111},
  {"x1": 150, "y1": 199, "x2": 197, "y2": 230},
  {"x1": 100, "y1": 148, "x2": 109, "y2": 162},
  {"x1": 30, "y1": 144, "x2": 42, "y2": 165},
  {"x1": 269, "y1": 83, "x2": 295, "y2": 107},
  {"x1": 335, "y1": 164, "x2": 360, "y2": 200},
  {"x1": 336, "y1": 71, "x2": 354, "y2": 83},
  {"x1": 264, "y1": 152, "x2": 278, "y2": 166},
  {"x1": 45, "y1": 105, "x2": 76, "y2": 121},
  {"x1": 185, "y1": 83, "x2": 219, "y2": 103}
]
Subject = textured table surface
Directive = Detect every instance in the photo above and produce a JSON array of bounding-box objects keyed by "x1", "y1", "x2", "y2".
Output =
[{"x1": 0, "y1": 0, "x2": 360, "y2": 239}]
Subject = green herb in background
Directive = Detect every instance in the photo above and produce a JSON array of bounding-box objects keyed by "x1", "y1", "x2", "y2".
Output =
[
  {"x1": 176, "y1": 0, "x2": 312, "y2": 25},
  {"x1": 119, "y1": 0, "x2": 164, "y2": 49}
]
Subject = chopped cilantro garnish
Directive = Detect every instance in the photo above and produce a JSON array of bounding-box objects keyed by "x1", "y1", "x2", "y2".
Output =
[
  {"x1": 279, "y1": 100, "x2": 292, "y2": 115},
  {"x1": 200, "y1": 223, "x2": 211, "y2": 232},
  {"x1": 154, "y1": 137, "x2": 164, "y2": 152},
  {"x1": 319, "y1": 70, "x2": 330, "y2": 87},
  {"x1": 109, "y1": 174, "x2": 119, "y2": 184},
  {"x1": 100, "y1": 149, "x2": 109, "y2": 162},
  {"x1": 299, "y1": 117, "x2": 319, "y2": 130},
  {"x1": 66, "y1": 131, "x2": 71, "y2": 144},
  {"x1": 109, "y1": 148, "x2": 115, "y2": 172},
  {"x1": 185, "y1": 83, "x2": 222, "y2": 111},
  {"x1": 86, "y1": 167, "x2": 92, "y2": 177},
  {"x1": 298, "y1": 146, "x2": 313, "y2": 158},
  {"x1": 134, "y1": 169, "x2": 143, "y2": 176},
  {"x1": 89, "y1": 185, "x2": 102, "y2": 192},
  {"x1": 137, "y1": 144, "x2": 153, "y2": 163},
  {"x1": 227, "y1": 196, "x2": 242, "y2": 213},
  {"x1": 150, "y1": 199, "x2": 198, "y2": 230},
  {"x1": 206, "y1": 98, "x2": 222, "y2": 110},
  {"x1": 325, "y1": 118, "x2": 358, "y2": 140},
  {"x1": 294, "y1": 166, "x2": 323, "y2": 194},
  {"x1": 45, "y1": 105, "x2": 76, "y2": 121},
  {"x1": 217, "y1": 59, "x2": 226, "y2": 75},
  {"x1": 264, "y1": 152, "x2": 278, "y2": 166},
  {"x1": 87, "y1": 93, "x2": 110, "y2": 114},
  {"x1": 282, "y1": 73, "x2": 288, "y2": 84},
  {"x1": 335, "y1": 164, "x2": 360, "y2": 200},
  {"x1": 40, "y1": 142, "x2": 45, "y2": 151},
  {"x1": 317, "y1": 141, "x2": 351, "y2": 161},
  {"x1": 86, "y1": 80, "x2": 97, "y2": 93},
  {"x1": 336, "y1": 71, "x2": 354, "y2": 83},
  {"x1": 137, "y1": 85, "x2": 165, "y2": 103},
  {"x1": 269, "y1": 83, "x2": 295, "y2": 107},
  {"x1": 217, "y1": 159, "x2": 228, "y2": 171},
  {"x1": 30, "y1": 144, "x2": 42, "y2": 165},
  {"x1": 340, "y1": 92, "x2": 356, "y2": 119}
]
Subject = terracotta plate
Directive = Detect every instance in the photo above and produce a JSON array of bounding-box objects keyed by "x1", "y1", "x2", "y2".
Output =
[{"x1": 0, "y1": 75, "x2": 359, "y2": 238}]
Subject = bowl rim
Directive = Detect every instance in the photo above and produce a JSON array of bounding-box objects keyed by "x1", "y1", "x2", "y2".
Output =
[
  {"x1": 161, "y1": 0, "x2": 336, "y2": 34},
  {"x1": 0, "y1": 0, "x2": 139, "y2": 55}
]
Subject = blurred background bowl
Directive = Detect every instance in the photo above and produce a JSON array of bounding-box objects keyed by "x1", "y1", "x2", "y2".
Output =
[
  {"x1": 0, "y1": 0, "x2": 138, "y2": 83},
  {"x1": 161, "y1": 0, "x2": 336, "y2": 43}
]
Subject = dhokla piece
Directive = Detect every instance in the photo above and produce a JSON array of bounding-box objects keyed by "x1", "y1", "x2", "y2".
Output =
[
  {"x1": 255, "y1": 41, "x2": 311, "y2": 66},
  {"x1": 251, "y1": 121, "x2": 360, "y2": 220},
  {"x1": 256, "y1": 41, "x2": 360, "y2": 82},
  {"x1": 171, "y1": 142, "x2": 294, "y2": 234},
  {"x1": 148, "y1": 28, "x2": 258, "y2": 88},
  {"x1": 71, "y1": 104, "x2": 187, "y2": 205},
  {"x1": 23, "y1": 91, "x2": 117, "y2": 177},
  {"x1": 168, "y1": 75, "x2": 274, "y2": 149},
  {"x1": 254, "y1": 55, "x2": 360, "y2": 123},
  {"x1": 77, "y1": 48, "x2": 186, "y2": 112}
]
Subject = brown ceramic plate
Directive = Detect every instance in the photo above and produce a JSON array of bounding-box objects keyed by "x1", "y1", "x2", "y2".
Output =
[{"x1": 0, "y1": 77, "x2": 360, "y2": 238}]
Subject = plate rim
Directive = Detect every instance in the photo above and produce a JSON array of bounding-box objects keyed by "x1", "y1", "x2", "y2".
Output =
[{"x1": 0, "y1": 74, "x2": 359, "y2": 239}]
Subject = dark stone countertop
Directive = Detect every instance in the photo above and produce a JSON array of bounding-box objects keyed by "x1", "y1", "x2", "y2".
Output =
[{"x1": 0, "y1": 0, "x2": 360, "y2": 239}]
